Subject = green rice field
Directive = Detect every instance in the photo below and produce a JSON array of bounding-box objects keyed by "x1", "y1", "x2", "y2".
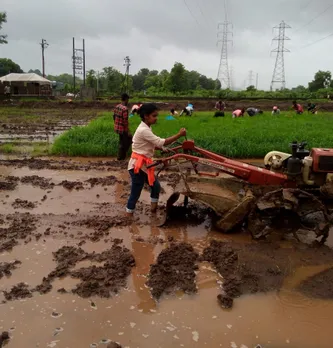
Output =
[{"x1": 51, "y1": 111, "x2": 333, "y2": 158}]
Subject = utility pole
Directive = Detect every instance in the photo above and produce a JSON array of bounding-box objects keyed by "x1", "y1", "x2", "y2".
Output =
[
  {"x1": 72, "y1": 38, "x2": 76, "y2": 92},
  {"x1": 270, "y1": 21, "x2": 291, "y2": 91},
  {"x1": 256, "y1": 73, "x2": 259, "y2": 89},
  {"x1": 72, "y1": 38, "x2": 86, "y2": 93},
  {"x1": 40, "y1": 39, "x2": 49, "y2": 78},
  {"x1": 83, "y1": 39, "x2": 86, "y2": 86},
  {"x1": 248, "y1": 70, "x2": 254, "y2": 87},
  {"x1": 123, "y1": 56, "x2": 131, "y2": 94},
  {"x1": 217, "y1": 21, "x2": 233, "y2": 89}
]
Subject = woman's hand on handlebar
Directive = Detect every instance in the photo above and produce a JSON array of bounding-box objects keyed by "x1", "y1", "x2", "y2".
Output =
[{"x1": 178, "y1": 128, "x2": 187, "y2": 137}]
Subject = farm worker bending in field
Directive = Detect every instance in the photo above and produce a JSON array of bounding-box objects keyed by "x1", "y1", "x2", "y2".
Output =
[
  {"x1": 307, "y1": 102, "x2": 318, "y2": 114},
  {"x1": 180, "y1": 102, "x2": 194, "y2": 116},
  {"x1": 272, "y1": 106, "x2": 280, "y2": 115},
  {"x1": 126, "y1": 104, "x2": 186, "y2": 216},
  {"x1": 170, "y1": 108, "x2": 179, "y2": 116},
  {"x1": 232, "y1": 108, "x2": 245, "y2": 118},
  {"x1": 130, "y1": 103, "x2": 142, "y2": 116},
  {"x1": 214, "y1": 100, "x2": 226, "y2": 117},
  {"x1": 113, "y1": 93, "x2": 132, "y2": 161},
  {"x1": 292, "y1": 101, "x2": 304, "y2": 114},
  {"x1": 246, "y1": 107, "x2": 263, "y2": 117}
]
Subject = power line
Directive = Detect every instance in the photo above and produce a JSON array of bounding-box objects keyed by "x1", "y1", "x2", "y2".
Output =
[
  {"x1": 298, "y1": 32, "x2": 333, "y2": 50},
  {"x1": 294, "y1": 4, "x2": 333, "y2": 33},
  {"x1": 183, "y1": 0, "x2": 201, "y2": 27}
]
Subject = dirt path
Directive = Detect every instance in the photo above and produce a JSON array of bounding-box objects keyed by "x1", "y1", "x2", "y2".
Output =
[{"x1": 1, "y1": 157, "x2": 333, "y2": 347}]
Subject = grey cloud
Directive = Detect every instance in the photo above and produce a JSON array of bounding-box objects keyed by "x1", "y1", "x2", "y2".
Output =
[{"x1": 1, "y1": 0, "x2": 333, "y2": 89}]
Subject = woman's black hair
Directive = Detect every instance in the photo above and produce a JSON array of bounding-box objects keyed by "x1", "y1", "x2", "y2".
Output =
[{"x1": 139, "y1": 103, "x2": 158, "y2": 120}]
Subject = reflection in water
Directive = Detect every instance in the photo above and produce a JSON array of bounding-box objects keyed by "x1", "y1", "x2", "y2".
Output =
[{"x1": 130, "y1": 224, "x2": 158, "y2": 312}]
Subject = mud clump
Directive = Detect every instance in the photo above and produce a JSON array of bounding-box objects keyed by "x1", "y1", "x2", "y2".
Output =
[
  {"x1": 86, "y1": 175, "x2": 117, "y2": 187},
  {"x1": 297, "y1": 267, "x2": 333, "y2": 299},
  {"x1": 202, "y1": 240, "x2": 289, "y2": 308},
  {"x1": 3, "y1": 282, "x2": 32, "y2": 301},
  {"x1": 12, "y1": 198, "x2": 36, "y2": 209},
  {"x1": 107, "y1": 343, "x2": 122, "y2": 348},
  {"x1": 0, "y1": 260, "x2": 21, "y2": 279},
  {"x1": 75, "y1": 215, "x2": 132, "y2": 242},
  {"x1": 217, "y1": 294, "x2": 233, "y2": 309},
  {"x1": 35, "y1": 244, "x2": 135, "y2": 299},
  {"x1": 77, "y1": 216, "x2": 132, "y2": 231},
  {"x1": 59, "y1": 180, "x2": 84, "y2": 190},
  {"x1": 147, "y1": 243, "x2": 199, "y2": 299},
  {"x1": 71, "y1": 244, "x2": 135, "y2": 298},
  {"x1": 0, "y1": 180, "x2": 17, "y2": 191},
  {"x1": 0, "y1": 331, "x2": 10, "y2": 347},
  {"x1": 0, "y1": 214, "x2": 38, "y2": 252},
  {"x1": 0, "y1": 239, "x2": 18, "y2": 253},
  {"x1": 21, "y1": 175, "x2": 55, "y2": 190}
]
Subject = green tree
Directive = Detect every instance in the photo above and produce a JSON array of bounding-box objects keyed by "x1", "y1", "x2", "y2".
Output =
[
  {"x1": 28, "y1": 69, "x2": 42, "y2": 76},
  {"x1": 102, "y1": 67, "x2": 123, "y2": 94},
  {"x1": 0, "y1": 58, "x2": 23, "y2": 76},
  {"x1": 0, "y1": 12, "x2": 7, "y2": 44},
  {"x1": 47, "y1": 73, "x2": 81, "y2": 86},
  {"x1": 86, "y1": 69, "x2": 97, "y2": 89},
  {"x1": 246, "y1": 85, "x2": 256, "y2": 92},
  {"x1": 308, "y1": 71, "x2": 331, "y2": 92},
  {"x1": 167, "y1": 62, "x2": 187, "y2": 93},
  {"x1": 215, "y1": 79, "x2": 222, "y2": 90},
  {"x1": 132, "y1": 68, "x2": 150, "y2": 91}
]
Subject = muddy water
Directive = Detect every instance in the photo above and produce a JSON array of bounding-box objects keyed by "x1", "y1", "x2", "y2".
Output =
[{"x1": 1, "y1": 165, "x2": 333, "y2": 347}]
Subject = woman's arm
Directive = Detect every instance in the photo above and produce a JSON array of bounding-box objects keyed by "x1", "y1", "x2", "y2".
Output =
[{"x1": 164, "y1": 128, "x2": 186, "y2": 146}]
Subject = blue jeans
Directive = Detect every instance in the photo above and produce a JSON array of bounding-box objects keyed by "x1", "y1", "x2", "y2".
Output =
[{"x1": 126, "y1": 169, "x2": 161, "y2": 213}]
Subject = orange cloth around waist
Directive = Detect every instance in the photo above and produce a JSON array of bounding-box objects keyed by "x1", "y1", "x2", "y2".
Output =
[{"x1": 131, "y1": 152, "x2": 155, "y2": 186}]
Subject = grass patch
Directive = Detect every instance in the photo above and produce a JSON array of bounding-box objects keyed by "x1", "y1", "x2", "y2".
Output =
[
  {"x1": 0, "y1": 143, "x2": 15, "y2": 154},
  {"x1": 51, "y1": 111, "x2": 333, "y2": 158}
]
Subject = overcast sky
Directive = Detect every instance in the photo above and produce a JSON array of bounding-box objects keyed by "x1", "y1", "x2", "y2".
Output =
[{"x1": 1, "y1": 0, "x2": 333, "y2": 90}]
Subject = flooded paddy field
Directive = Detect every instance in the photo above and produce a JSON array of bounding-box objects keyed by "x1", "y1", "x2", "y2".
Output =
[
  {"x1": 1, "y1": 157, "x2": 333, "y2": 347},
  {"x1": 0, "y1": 107, "x2": 102, "y2": 156}
]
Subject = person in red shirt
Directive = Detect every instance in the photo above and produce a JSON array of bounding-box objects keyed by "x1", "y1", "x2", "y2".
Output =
[
  {"x1": 292, "y1": 101, "x2": 304, "y2": 114},
  {"x1": 113, "y1": 93, "x2": 132, "y2": 160}
]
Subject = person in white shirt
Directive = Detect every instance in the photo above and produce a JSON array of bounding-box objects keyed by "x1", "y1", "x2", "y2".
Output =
[{"x1": 126, "y1": 103, "x2": 186, "y2": 215}]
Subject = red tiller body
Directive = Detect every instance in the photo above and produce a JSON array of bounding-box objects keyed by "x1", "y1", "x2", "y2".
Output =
[{"x1": 159, "y1": 140, "x2": 295, "y2": 187}]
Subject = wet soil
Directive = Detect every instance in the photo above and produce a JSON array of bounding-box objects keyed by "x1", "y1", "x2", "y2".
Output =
[
  {"x1": 297, "y1": 267, "x2": 333, "y2": 299},
  {"x1": 0, "y1": 176, "x2": 19, "y2": 190},
  {"x1": 12, "y1": 198, "x2": 37, "y2": 209},
  {"x1": 0, "y1": 213, "x2": 38, "y2": 252},
  {"x1": 0, "y1": 332, "x2": 9, "y2": 347},
  {"x1": 202, "y1": 240, "x2": 333, "y2": 308},
  {"x1": 71, "y1": 243, "x2": 135, "y2": 298},
  {"x1": 0, "y1": 157, "x2": 127, "y2": 171},
  {"x1": 59, "y1": 180, "x2": 84, "y2": 191},
  {"x1": 107, "y1": 343, "x2": 122, "y2": 348},
  {"x1": 1, "y1": 159, "x2": 333, "y2": 346},
  {"x1": 0, "y1": 260, "x2": 21, "y2": 279},
  {"x1": 74, "y1": 216, "x2": 133, "y2": 242},
  {"x1": 20, "y1": 175, "x2": 54, "y2": 190},
  {"x1": 31, "y1": 243, "x2": 135, "y2": 299},
  {"x1": 146, "y1": 242, "x2": 199, "y2": 299},
  {"x1": 3, "y1": 282, "x2": 32, "y2": 301}
]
